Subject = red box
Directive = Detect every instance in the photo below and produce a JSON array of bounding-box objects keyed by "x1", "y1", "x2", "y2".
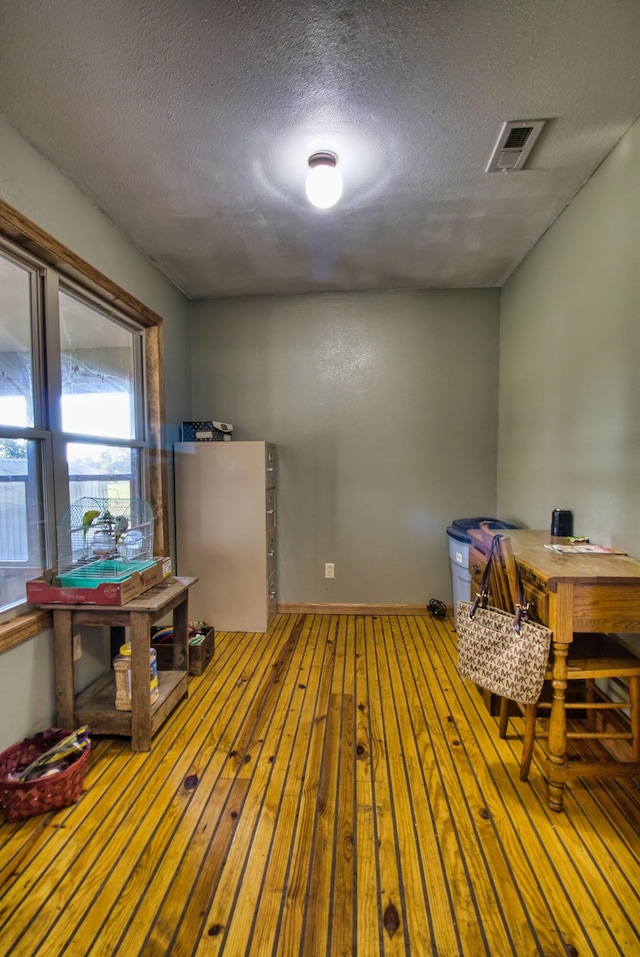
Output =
[{"x1": 26, "y1": 557, "x2": 172, "y2": 606}]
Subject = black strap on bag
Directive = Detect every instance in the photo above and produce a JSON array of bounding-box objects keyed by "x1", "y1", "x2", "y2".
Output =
[{"x1": 469, "y1": 534, "x2": 530, "y2": 634}]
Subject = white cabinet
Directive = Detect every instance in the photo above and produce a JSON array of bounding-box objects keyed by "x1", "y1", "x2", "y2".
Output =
[{"x1": 174, "y1": 441, "x2": 277, "y2": 632}]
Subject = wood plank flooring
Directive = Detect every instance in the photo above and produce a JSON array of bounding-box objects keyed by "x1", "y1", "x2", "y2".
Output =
[{"x1": 1, "y1": 613, "x2": 639, "y2": 956}]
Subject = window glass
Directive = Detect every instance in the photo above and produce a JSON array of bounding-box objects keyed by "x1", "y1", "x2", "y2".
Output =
[
  {"x1": 67, "y1": 443, "x2": 141, "y2": 503},
  {"x1": 0, "y1": 244, "x2": 148, "y2": 617},
  {"x1": 0, "y1": 253, "x2": 34, "y2": 428},
  {"x1": 59, "y1": 290, "x2": 137, "y2": 440},
  {"x1": 0, "y1": 438, "x2": 46, "y2": 612}
]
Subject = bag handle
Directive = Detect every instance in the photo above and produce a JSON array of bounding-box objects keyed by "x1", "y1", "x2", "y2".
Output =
[{"x1": 469, "y1": 533, "x2": 530, "y2": 633}]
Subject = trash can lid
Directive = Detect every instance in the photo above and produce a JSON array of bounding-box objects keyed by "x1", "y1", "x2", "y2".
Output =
[{"x1": 446, "y1": 517, "x2": 518, "y2": 544}]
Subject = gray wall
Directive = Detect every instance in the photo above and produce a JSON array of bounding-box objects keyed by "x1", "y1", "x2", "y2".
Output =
[
  {"x1": 0, "y1": 117, "x2": 192, "y2": 750},
  {"x1": 190, "y1": 289, "x2": 500, "y2": 605},
  {"x1": 498, "y1": 116, "x2": 640, "y2": 556}
]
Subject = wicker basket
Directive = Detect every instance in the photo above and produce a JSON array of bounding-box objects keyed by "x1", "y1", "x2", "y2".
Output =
[{"x1": 0, "y1": 730, "x2": 91, "y2": 822}]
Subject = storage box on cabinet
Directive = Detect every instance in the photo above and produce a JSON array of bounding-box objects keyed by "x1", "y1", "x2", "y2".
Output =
[
  {"x1": 154, "y1": 626, "x2": 215, "y2": 676},
  {"x1": 174, "y1": 441, "x2": 277, "y2": 633}
]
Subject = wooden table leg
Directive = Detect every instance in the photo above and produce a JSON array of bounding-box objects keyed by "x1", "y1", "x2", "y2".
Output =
[
  {"x1": 130, "y1": 611, "x2": 152, "y2": 751},
  {"x1": 172, "y1": 596, "x2": 189, "y2": 673},
  {"x1": 545, "y1": 583, "x2": 573, "y2": 812},
  {"x1": 53, "y1": 610, "x2": 75, "y2": 729}
]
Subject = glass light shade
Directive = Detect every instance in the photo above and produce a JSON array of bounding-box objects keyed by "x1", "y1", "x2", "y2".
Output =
[{"x1": 305, "y1": 163, "x2": 343, "y2": 209}]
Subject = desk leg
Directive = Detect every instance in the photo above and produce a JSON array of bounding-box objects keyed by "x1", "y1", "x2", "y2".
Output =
[
  {"x1": 546, "y1": 583, "x2": 573, "y2": 812},
  {"x1": 53, "y1": 610, "x2": 75, "y2": 729},
  {"x1": 172, "y1": 596, "x2": 189, "y2": 673},
  {"x1": 130, "y1": 612, "x2": 152, "y2": 751}
]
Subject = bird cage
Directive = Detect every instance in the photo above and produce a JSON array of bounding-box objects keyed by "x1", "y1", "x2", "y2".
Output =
[{"x1": 57, "y1": 497, "x2": 155, "y2": 587}]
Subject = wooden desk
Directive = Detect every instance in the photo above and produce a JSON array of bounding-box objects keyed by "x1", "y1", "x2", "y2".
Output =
[
  {"x1": 469, "y1": 529, "x2": 640, "y2": 811},
  {"x1": 42, "y1": 576, "x2": 196, "y2": 752}
]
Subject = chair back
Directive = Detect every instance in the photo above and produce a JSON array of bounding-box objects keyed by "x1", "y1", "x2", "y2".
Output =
[{"x1": 478, "y1": 523, "x2": 519, "y2": 613}]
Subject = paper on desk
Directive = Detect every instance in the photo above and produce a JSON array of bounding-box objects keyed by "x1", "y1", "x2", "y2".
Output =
[{"x1": 544, "y1": 544, "x2": 626, "y2": 554}]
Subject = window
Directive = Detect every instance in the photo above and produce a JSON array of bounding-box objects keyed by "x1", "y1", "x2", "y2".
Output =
[
  {"x1": 0, "y1": 438, "x2": 47, "y2": 611},
  {"x1": 0, "y1": 238, "x2": 148, "y2": 617},
  {"x1": 58, "y1": 287, "x2": 145, "y2": 510}
]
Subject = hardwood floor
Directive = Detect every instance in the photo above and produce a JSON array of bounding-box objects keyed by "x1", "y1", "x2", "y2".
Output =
[{"x1": 1, "y1": 613, "x2": 639, "y2": 956}]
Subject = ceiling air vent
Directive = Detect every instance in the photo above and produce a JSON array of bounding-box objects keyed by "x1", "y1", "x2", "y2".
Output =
[{"x1": 486, "y1": 119, "x2": 546, "y2": 172}]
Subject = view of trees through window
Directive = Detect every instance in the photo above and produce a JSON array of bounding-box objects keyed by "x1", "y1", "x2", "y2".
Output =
[{"x1": 0, "y1": 243, "x2": 146, "y2": 615}]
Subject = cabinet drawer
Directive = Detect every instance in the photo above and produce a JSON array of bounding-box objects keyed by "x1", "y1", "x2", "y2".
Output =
[
  {"x1": 469, "y1": 546, "x2": 487, "y2": 579},
  {"x1": 265, "y1": 445, "x2": 276, "y2": 487},
  {"x1": 470, "y1": 574, "x2": 483, "y2": 603},
  {"x1": 521, "y1": 579, "x2": 549, "y2": 625},
  {"x1": 469, "y1": 547, "x2": 549, "y2": 624},
  {"x1": 267, "y1": 570, "x2": 277, "y2": 622},
  {"x1": 266, "y1": 488, "x2": 277, "y2": 532},
  {"x1": 267, "y1": 530, "x2": 277, "y2": 577}
]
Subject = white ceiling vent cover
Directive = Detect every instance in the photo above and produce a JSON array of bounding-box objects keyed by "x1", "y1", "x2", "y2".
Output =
[{"x1": 486, "y1": 119, "x2": 546, "y2": 172}]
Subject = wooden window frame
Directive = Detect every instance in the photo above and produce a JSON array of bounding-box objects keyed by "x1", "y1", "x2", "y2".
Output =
[{"x1": 0, "y1": 198, "x2": 169, "y2": 652}]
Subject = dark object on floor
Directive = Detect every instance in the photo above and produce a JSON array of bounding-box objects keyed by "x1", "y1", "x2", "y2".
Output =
[{"x1": 427, "y1": 599, "x2": 447, "y2": 620}]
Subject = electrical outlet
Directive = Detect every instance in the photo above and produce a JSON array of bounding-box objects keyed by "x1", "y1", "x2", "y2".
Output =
[
  {"x1": 73, "y1": 633, "x2": 82, "y2": 662},
  {"x1": 325, "y1": 562, "x2": 335, "y2": 579}
]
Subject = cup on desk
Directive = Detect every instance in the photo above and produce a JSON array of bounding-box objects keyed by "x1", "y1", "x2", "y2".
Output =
[{"x1": 551, "y1": 508, "x2": 573, "y2": 537}]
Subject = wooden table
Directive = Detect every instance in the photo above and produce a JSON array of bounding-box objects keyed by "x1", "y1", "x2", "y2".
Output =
[
  {"x1": 469, "y1": 528, "x2": 640, "y2": 811},
  {"x1": 43, "y1": 576, "x2": 196, "y2": 751}
]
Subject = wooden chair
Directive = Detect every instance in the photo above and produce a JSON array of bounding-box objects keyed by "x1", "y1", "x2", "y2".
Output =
[
  {"x1": 500, "y1": 636, "x2": 640, "y2": 781},
  {"x1": 484, "y1": 532, "x2": 640, "y2": 782}
]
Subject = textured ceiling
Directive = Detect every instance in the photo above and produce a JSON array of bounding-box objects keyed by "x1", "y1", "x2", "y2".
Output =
[{"x1": 0, "y1": 0, "x2": 639, "y2": 300}]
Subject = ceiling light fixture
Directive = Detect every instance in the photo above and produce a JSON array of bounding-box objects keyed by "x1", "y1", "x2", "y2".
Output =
[{"x1": 305, "y1": 151, "x2": 343, "y2": 209}]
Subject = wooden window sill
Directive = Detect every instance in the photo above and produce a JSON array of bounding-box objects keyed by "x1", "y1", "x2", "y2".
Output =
[{"x1": 0, "y1": 609, "x2": 53, "y2": 655}]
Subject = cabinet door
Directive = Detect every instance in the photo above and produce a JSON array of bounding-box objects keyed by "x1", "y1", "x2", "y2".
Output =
[{"x1": 174, "y1": 442, "x2": 274, "y2": 632}]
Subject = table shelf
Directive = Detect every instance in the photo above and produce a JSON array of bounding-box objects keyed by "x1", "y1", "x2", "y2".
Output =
[
  {"x1": 75, "y1": 669, "x2": 188, "y2": 737},
  {"x1": 44, "y1": 576, "x2": 196, "y2": 751}
]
